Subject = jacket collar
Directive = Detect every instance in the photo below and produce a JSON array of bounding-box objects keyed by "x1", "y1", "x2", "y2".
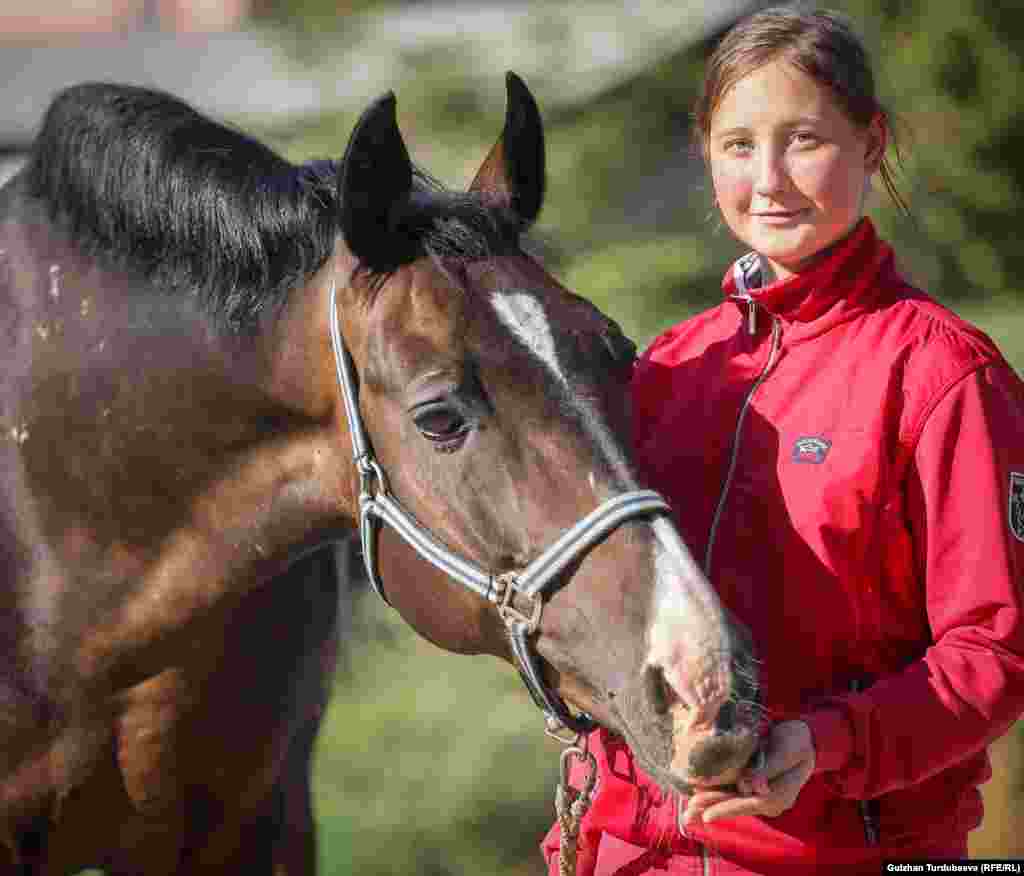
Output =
[{"x1": 722, "y1": 218, "x2": 896, "y2": 341}]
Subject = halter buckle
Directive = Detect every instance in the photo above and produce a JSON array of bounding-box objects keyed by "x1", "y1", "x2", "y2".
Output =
[{"x1": 494, "y1": 572, "x2": 542, "y2": 635}]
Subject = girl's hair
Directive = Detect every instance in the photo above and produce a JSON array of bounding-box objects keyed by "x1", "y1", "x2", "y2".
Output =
[{"x1": 694, "y1": 5, "x2": 909, "y2": 216}]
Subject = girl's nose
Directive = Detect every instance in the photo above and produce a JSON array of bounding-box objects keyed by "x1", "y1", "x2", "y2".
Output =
[{"x1": 754, "y1": 148, "x2": 788, "y2": 197}]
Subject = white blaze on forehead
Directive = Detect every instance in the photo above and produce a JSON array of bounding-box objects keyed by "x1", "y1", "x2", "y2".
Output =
[
  {"x1": 491, "y1": 290, "x2": 637, "y2": 487},
  {"x1": 492, "y1": 292, "x2": 569, "y2": 389}
]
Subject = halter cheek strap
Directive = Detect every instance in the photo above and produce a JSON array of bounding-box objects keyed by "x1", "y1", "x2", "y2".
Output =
[{"x1": 329, "y1": 280, "x2": 671, "y2": 735}]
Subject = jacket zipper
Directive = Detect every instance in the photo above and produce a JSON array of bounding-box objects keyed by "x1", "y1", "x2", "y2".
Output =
[
  {"x1": 850, "y1": 679, "x2": 881, "y2": 846},
  {"x1": 704, "y1": 310, "x2": 781, "y2": 577},
  {"x1": 688, "y1": 304, "x2": 780, "y2": 874}
]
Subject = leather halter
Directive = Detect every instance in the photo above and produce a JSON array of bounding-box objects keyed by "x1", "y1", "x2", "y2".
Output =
[{"x1": 329, "y1": 280, "x2": 671, "y2": 735}]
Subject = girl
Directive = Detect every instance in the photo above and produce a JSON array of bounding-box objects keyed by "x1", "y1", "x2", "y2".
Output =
[{"x1": 543, "y1": 6, "x2": 1024, "y2": 874}]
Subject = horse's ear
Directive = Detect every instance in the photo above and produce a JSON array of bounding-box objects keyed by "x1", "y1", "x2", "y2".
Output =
[
  {"x1": 338, "y1": 92, "x2": 416, "y2": 271},
  {"x1": 468, "y1": 72, "x2": 545, "y2": 227}
]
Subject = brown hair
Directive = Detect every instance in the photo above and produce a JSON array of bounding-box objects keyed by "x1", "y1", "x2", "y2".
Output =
[{"x1": 694, "y1": 5, "x2": 909, "y2": 215}]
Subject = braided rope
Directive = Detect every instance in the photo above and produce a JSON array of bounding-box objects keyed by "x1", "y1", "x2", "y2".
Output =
[{"x1": 555, "y1": 745, "x2": 597, "y2": 876}]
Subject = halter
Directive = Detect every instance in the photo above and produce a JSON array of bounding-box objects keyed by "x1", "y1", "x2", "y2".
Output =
[{"x1": 329, "y1": 281, "x2": 671, "y2": 735}]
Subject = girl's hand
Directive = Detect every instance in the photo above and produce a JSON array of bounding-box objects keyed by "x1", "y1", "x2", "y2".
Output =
[{"x1": 682, "y1": 720, "x2": 816, "y2": 826}]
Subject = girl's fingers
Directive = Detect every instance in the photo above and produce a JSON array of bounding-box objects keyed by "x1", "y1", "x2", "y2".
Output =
[
  {"x1": 682, "y1": 789, "x2": 734, "y2": 825},
  {"x1": 684, "y1": 757, "x2": 815, "y2": 825},
  {"x1": 683, "y1": 720, "x2": 818, "y2": 826}
]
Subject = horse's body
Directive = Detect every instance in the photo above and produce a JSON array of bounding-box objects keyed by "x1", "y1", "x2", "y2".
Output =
[{"x1": 0, "y1": 77, "x2": 760, "y2": 873}]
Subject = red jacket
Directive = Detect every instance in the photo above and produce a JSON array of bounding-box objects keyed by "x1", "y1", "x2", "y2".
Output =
[{"x1": 543, "y1": 219, "x2": 1024, "y2": 874}]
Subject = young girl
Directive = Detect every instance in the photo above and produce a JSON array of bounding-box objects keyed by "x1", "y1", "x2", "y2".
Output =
[{"x1": 543, "y1": 6, "x2": 1024, "y2": 874}]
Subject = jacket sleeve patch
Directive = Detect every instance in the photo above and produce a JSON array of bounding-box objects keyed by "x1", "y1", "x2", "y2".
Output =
[{"x1": 1010, "y1": 472, "x2": 1024, "y2": 542}]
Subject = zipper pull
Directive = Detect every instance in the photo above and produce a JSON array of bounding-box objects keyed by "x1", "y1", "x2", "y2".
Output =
[{"x1": 730, "y1": 292, "x2": 759, "y2": 335}]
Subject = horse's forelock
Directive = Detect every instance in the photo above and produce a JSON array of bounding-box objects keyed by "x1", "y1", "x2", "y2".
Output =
[{"x1": 350, "y1": 170, "x2": 522, "y2": 301}]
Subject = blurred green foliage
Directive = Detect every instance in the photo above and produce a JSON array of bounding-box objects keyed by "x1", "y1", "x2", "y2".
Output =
[
  {"x1": 252, "y1": 0, "x2": 384, "y2": 36},
  {"x1": 249, "y1": 1, "x2": 1024, "y2": 874},
  {"x1": 848, "y1": 0, "x2": 1024, "y2": 312},
  {"x1": 314, "y1": 594, "x2": 559, "y2": 876}
]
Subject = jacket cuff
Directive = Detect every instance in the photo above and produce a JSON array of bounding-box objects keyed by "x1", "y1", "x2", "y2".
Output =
[{"x1": 803, "y1": 708, "x2": 855, "y2": 774}]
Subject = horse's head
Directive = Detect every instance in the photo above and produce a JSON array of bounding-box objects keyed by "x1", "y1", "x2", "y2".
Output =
[{"x1": 330, "y1": 74, "x2": 761, "y2": 792}]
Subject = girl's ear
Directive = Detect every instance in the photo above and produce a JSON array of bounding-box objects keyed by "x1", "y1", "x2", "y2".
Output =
[{"x1": 865, "y1": 112, "x2": 887, "y2": 174}]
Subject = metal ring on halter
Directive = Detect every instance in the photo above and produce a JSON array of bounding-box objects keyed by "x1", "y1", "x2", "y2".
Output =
[{"x1": 357, "y1": 456, "x2": 388, "y2": 501}]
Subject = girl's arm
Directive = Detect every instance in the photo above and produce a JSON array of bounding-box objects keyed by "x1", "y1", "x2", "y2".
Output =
[{"x1": 805, "y1": 361, "x2": 1024, "y2": 798}]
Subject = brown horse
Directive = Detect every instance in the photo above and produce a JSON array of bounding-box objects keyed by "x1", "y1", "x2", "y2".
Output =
[{"x1": 0, "y1": 74, "x2": 760, "y2": 874}]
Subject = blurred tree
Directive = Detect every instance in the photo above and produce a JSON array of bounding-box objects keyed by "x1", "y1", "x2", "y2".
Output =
[{"x1": 854, "y1": 0, "x2": 1023, "y2": 305}]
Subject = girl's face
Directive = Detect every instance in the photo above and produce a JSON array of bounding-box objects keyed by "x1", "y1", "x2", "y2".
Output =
[{"x1": 708, "y1": 57, "x2": 884, "y2": 281}]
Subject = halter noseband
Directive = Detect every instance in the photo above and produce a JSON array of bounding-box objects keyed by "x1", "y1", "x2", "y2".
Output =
[{"x1": 329, "y1": 280, "x2": 671, "y2": 735}]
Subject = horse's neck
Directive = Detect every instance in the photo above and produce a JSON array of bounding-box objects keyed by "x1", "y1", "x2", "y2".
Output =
[
  {"x1": 22, "y1": 284, "x2": 325, "y2": 522},
  {"x1": 4, "y1": 245, "x2": 351, "y2": 699}
]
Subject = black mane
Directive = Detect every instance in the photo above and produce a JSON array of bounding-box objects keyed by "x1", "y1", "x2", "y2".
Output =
[
  {"x1": 26, "y1": 82, "x2": 338, "y2": 332},
  {"x1": 25, "y1": 82, "x2": 520, "y2": 333}
]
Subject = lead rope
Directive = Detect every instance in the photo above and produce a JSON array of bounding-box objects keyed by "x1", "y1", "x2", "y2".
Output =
[{"x1": 555, "y1": 740, "x2": 598, "y2": 876}]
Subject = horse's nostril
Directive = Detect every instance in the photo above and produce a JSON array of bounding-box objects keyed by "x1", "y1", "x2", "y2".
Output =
[
  {"x1": 687, "y1": 732, "x2": 747, "y2": 782},
  {"x1": 715, "y1": 697, "x2": 736, "y2": 730},
  {"x1": 644, "y1": 664, "x2": 671, "y2": 715}
]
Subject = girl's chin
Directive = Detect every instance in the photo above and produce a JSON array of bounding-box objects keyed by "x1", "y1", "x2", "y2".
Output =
[
  {"x1": 749, "y1": 241, "x2": 817, "y2": 266},
  {"x1": 737, "y1": 217, "x2": 862, "y2": 269},
  {"x1": 741, "y1": 229, "x2": 832, "y2": 271}
]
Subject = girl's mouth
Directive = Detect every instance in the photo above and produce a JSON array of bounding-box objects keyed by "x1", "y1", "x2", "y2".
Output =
[{"x1": 752, "y1": 209, "x2": 808, "y2": 225}]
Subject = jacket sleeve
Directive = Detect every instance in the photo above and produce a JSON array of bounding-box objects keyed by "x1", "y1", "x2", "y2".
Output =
[{"x1": 803, "y1": 360, "x2": 1024, "y2": 798}]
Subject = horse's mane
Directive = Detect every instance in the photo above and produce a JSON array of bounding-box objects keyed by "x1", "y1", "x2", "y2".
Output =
[
  {"x1": 25, "y1": 82, "x2": 337, "y2": 332},
  {"x1": 24, "y1": 82, "x2": 519, "y2": 334}
]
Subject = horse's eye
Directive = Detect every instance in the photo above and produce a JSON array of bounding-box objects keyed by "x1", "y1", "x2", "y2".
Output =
[{"x1": 412, "y1": 403, "x2": 470, "y2": 450}]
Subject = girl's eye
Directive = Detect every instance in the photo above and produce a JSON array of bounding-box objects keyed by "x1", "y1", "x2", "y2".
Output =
[
  {"x1": 723, "y1": 138, "x2": 754, "y2": 155},
  {"x1": 412, "y1": 403, "x2": 470, "y2": 450},
  {"x1": 791, "y1": 131, "x2": 820, "y2": 148}
]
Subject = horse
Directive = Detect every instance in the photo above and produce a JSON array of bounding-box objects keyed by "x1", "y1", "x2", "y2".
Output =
[{"x1": 0, "y1": 73, "x2": 761, "y2": 874}]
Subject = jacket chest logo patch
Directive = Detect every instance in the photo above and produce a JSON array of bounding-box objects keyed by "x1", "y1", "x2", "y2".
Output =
[
  {"x1": 1010, "y1": 472, "x2": 1024, "y2": 542},
  {"x1": 792, "y1": 436, "x2": 832, "y2": 464}
]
